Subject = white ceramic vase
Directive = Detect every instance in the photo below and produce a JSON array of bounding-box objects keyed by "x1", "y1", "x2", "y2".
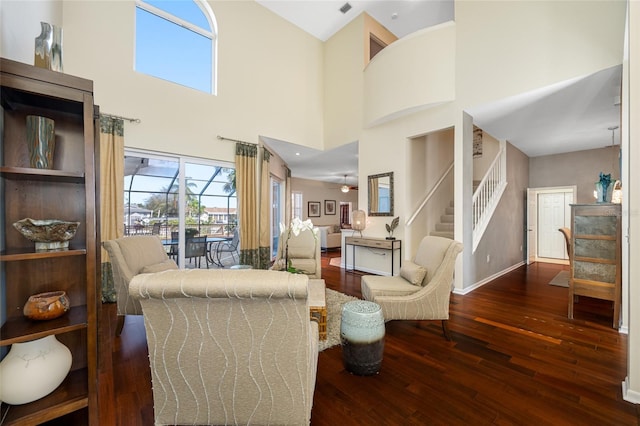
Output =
[{"x1": 0, "y1": 335, "x2": 72, "y2": 405}]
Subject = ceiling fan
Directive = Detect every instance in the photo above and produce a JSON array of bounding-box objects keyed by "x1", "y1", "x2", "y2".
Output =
[{"x1": 331, "y1": 174, "x2": 358, "y2": 193}]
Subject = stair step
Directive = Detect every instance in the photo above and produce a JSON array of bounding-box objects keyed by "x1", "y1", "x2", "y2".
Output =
[
  {"x1": 436, "y1": 223, "x2": 454, "y2": 232},
  {"x1": 430, "y1": 231, "x2": 454, "y2": 239},
  {"x1": 445, "y1": 206, "x2": 454, "y2": 215},
  {"x1": 441, "y1": 214, "x2": 454, "y2": 223}
]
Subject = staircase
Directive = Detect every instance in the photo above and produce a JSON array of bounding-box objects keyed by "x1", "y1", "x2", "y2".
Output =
[{"x1": 430, "y1": 201, "x2": 454, "y2": 239}]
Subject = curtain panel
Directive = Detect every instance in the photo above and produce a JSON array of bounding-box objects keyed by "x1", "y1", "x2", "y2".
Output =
[
  {"x1": 258, "y1": 148, "x2": 271, "y2": 268},
  {"x1": 99, "y1": 115, "x2": 125, "y2": 302},
  {"x1": 236, "y1": 143, "x2": 260, "y2": 268}
]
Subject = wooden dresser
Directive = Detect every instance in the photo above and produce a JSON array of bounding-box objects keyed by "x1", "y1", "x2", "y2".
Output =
[{"x1": 569, "y1": 203, "x2": 621, "y2": 329}]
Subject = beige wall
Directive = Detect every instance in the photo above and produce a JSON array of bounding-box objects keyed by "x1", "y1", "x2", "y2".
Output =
[
  {"x1": 474, "y1": 143, "x2": 529, "y2": 283},
  {"x1": 290, "y1": 177, "x2": 358, "y2": 226},
  {"x1": 406, "y1": 128, "x2": 454, "y2": 258},
  {"x1": 363, "y1": 13, "x2": 397, "y2": 67},
  {"x1": 322, "y1": 14, "x2": 364, "y2": 150},
  {"x1": 363, "y1": 22, "x2": 456, "y2": 127},
  {"x1": 473, "y1": 130, "x2": 501, "y2": 181},
  {"x1": 2, "y1": 1, "x2": 325, "y2": 164},
  {"x1": 529, "y1": 147, "x2": 620, "y2": 204},
  {"x1": 625, "y1": 0, "x2": 640, "y2": 402}
]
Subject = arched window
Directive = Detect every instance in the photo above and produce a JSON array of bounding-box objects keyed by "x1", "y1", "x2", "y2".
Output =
[{"x1": 135, "y1": 0, "x2": 217, "y2": 94}]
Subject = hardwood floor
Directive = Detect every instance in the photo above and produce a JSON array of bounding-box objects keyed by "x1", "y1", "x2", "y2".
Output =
[{"x1": 99, "y1": 253, "x2": 639, "y2": 425}]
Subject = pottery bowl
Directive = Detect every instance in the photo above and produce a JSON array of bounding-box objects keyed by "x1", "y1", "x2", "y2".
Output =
[
  {"x1": 23, "y1": 291, "x2": 70, "y2": 320},
  {"x1": 13, "y1": 218, "x2": 79, "y2": 249}
]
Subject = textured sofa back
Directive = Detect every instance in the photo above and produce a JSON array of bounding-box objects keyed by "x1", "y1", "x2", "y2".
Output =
[{"x1": 129, "y1": 269, "x2": 318, "y2": 425}]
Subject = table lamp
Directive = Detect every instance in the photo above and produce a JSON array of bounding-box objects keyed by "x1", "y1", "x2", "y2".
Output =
[{"x1": 352, "y1": 210, "x2": 366, "y2": 237}]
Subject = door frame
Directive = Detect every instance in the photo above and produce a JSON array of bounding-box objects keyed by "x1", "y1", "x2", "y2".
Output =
[{"x1": 526, "y1": 185, "x2": 577, "y2": 265}]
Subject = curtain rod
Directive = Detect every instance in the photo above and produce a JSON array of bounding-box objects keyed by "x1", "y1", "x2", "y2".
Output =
[
  {"x1": 216, "y1": 135, "x2": 256, "y2": 146},
  {"x1": 101, "y1": 112, "x2": 141, "y2": 124}
]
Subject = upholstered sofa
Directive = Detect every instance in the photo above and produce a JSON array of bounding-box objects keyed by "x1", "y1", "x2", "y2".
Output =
[
  {"x1": 129, "y1": 269, "x2": 319, "y2": 425},
  {"x1": 317, "y1": 225, "x2": 341, "y2": 251}
]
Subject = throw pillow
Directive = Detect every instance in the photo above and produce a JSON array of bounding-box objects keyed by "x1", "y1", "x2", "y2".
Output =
[
  {"x1": 400, "y1": 261, "x2": 428, "y2": 286},
  {"x1": 140, "y1": 259, "x2": 179, "y2": 274}
]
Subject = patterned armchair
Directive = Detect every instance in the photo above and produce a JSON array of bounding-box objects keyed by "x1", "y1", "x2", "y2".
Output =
[
  {"x1": 361, "y1": 236, "x2": 463, "y2": 340},
  {"x1": 102, "y1": 235, "x2": 178, "y2": 335},
  {"x1": 129, "y1": 269, "x2": 319, "y2": 425}
]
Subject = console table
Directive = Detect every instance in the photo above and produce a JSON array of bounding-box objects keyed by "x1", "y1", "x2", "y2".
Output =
[{"x1": 345, "y1": 237, "x2": 402, "y2": 275}]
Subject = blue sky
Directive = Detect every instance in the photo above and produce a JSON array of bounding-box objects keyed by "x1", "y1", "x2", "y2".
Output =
[{"x1": 135, "y1": 0, "x2": 213, "y2": 93}]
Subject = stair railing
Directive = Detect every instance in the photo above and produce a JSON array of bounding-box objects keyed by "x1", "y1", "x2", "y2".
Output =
[
  {"x1": 472, "y1": 145, "x2": 507, "y2": 252},
  {"x1": 406, "y1": 161, "x2": 454, "y2": 227}
]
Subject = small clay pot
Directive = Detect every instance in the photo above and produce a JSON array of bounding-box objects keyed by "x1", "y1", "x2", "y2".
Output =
[{"x1": 23, "y1": 291, "x2": 70, "y2": 320}]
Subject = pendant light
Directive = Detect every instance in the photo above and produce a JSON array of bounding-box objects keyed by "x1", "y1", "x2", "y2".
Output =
[{"x1": 341, "y1": 175, "x2": 350, "y2": 193}]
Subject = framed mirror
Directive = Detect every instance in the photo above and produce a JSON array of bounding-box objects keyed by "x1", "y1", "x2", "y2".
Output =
[{"x1": 368, "y1": 172, "x2": 394, "y2": 216}]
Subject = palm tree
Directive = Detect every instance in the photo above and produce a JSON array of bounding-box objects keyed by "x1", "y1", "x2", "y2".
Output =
[{"x1": 223, "y1": 168, "x2": 236, "y2": 194}]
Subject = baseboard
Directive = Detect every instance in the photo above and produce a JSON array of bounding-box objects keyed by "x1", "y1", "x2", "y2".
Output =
[
  {"x1": 453, "y1": 261, "x2": 526, "y2": 295},
  {"x1": 622, "y1": 377, "x2": 640, "y2": 404}
]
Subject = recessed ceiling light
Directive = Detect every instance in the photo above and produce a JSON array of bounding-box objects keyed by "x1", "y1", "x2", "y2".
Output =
[{"x1": 295, "y1": 152, "x2": 300, "y2": 156}]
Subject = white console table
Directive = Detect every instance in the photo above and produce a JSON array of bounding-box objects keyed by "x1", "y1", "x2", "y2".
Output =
[{"x1": 345, "y1": 237, "x2": 402, "y2": 275}]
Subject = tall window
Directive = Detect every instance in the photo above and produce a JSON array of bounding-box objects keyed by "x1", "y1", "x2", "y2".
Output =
[
  {"x1": 124, "y1": 150, "x2": 236, "y2": 242},
  {"x1": 271, "y1": 178, "x2": 283, "y2": 258},
  {"x1": 292, "y1": 191, "x2": 303, "y2": 219},
  {"x1": 135, "y1": 0, "x2": 217, "y2": 94}
]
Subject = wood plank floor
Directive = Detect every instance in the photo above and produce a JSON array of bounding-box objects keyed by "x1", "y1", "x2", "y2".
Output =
[{"x1": 99, "y1": 253, "x2": 639, "y2": 425}]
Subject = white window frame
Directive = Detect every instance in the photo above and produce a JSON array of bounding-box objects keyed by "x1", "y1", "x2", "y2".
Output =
[{"x1": 135, "y1": 0, "x2": 218, "y2": 95}]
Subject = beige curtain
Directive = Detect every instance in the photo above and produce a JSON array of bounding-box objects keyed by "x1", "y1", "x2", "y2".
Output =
[
  {"x1": 258, "y1": 148, "x2": 271, "y2": 268},
  {"x1": 236, "y1": 143, "x2": 259, "y2": 267},
  {"x1": 99, "y1": 115, "x2": 125, "y2": 302}
]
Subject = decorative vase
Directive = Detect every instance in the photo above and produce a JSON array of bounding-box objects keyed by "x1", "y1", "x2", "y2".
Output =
[
  {"x1": 34, "y1": 22, "x2": 53, "y2": 70},
  {"x1": 340, "y1": 300, "x2": 385, "y2": 376},
  {"x1": 595, "y1": 181, "x2": 611, "y2": 203},
  {"x1": 26, "y1": 115, "x2": 56, "y2": 169},
  {"x1": 0, "y1": 335, "x2": 72, "y2": 405},
  {"x1": 34, "y1": 22, "x2": 63, "y2": 72},
  {"x1": 51, "y1": 25, "x2": 63, "y2": 72},
  {"x1": 23, "y1": 291, "x2": 70, "y2": 321}
]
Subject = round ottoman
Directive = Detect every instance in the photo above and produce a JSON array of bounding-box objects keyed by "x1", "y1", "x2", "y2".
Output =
[{"x1": 340, "y1": 300, "x2": 385, "y2": 376}]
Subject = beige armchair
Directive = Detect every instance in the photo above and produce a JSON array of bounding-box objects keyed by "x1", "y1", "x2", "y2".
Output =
[
  {"x1": 102, "y1": 235, "x2": 178, "y2": 335},
  {"x1": 129, "y1": 269, "x2": 319, "y2": 426},
  {"x1": 361, "y1": 236, "x2": 463, "y2": 340},
  {"x1": 272, "y1": 228, "x2": 321, "y2": 278}
]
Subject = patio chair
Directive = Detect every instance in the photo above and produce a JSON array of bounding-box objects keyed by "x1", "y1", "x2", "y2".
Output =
[
  {"x1": 185, "y1": 236, "x2": 210, "y2": 269},
  {"x1": 215, "y1": 228, "x2": 239, "y2": 266}
]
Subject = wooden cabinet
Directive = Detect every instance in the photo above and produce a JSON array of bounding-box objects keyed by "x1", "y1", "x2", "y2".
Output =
[
  {"x1": 0, "y1": 58, "x2": 99, "y2": 424},
  {"x1": 569, "y1": 203, "x2": 621, "y2": 329}
]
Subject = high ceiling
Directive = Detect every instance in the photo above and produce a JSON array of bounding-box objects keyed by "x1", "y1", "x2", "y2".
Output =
[
  {"x1": 256, "y1": 0, "x2": 454, "y2": 41},
  {"x1": 257, "y1": 1, "x2": 623, "y2": 187}
]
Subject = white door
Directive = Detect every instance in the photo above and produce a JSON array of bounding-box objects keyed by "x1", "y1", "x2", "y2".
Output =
[
  {"x1": 537, "y1": 192, "x2": 566, "y2": 259},
  {"x1": 526, "y1": 188, "x2": 537, "y2": 265},
  {"x1": 527, "y1": 187, "x2": 575, "y2": 263}
]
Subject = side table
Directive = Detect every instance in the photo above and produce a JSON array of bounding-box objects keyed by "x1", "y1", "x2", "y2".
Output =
[{"x1": 308, "y1": 279, "x2": 327, "y2": 340}]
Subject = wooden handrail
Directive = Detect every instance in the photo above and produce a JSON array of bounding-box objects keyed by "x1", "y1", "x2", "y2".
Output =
[{"x1": 406, "y1": 161, "x2": 454, "y2": 227}]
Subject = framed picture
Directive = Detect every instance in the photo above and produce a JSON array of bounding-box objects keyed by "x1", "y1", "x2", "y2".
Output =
[
  {"x1": 324, "y1": 200, "x2": 336, "y2": 215},
  {"x1": 308, "y1": 201, "x2": 321, "y2": 217}
]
